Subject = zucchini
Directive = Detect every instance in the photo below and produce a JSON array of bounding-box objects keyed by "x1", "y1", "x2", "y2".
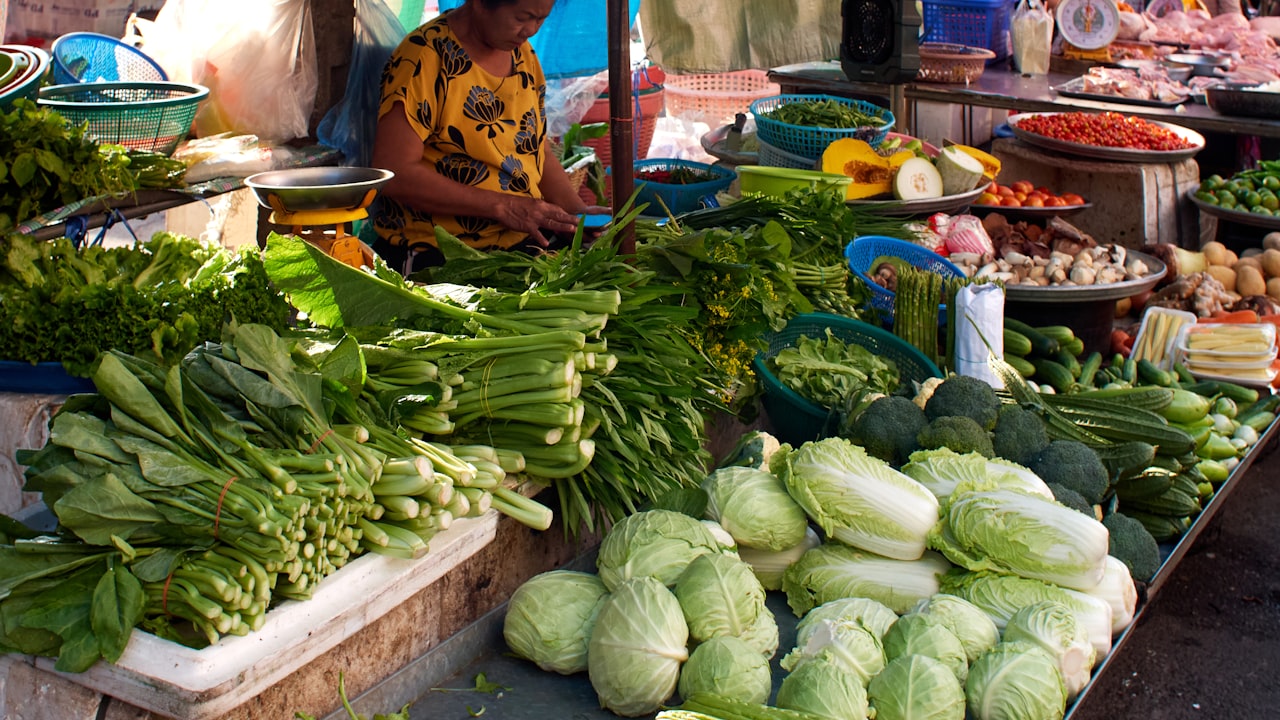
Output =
[
  {"x1": 1032, "y1": 358, "x2": 1075, "y2": 393},
  {"x1": 1005, "y1": 318, "x2": 1060, "y2": 356},
  {"x1": 1123, "y1": 486, "x2": 1201, "y2": 518},
  {"x1": 1125, "y1": 509, "x2": 1191, "y2": 542},
  {"x1": 1093, "y1": 440, "x2": 1157, "y2": 481},
  {"x1": 1137, "y1": 358, "x2": 1176, "y2": 387},
  {"x1": 1113, "y1": 467, "x2": 1176, "y2": 501},
  {"x1": 1004, "y1": 328, "x2": 1034, "y2": 357},
  {"x1": 1160, "y1": 388, "x2": 1214, "y2": 425},
  {"x1": 1005, "y1": 354, "x2": 1036, "y2": 378},
  {"x1": 1077, "y1": 351, "x2": 1103, "y2": 389},
  {"x1": 1196, "y1": 458, "x2": 1230, "y2": 483}
]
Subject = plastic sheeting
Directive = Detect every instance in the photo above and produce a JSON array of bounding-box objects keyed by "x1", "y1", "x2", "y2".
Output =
[
  {"x1": 437, "y1": 0, "x2": 641, "y2": 79},
  {"x1": 638, "y1": 0, "x2": 841, "y2": 74}
]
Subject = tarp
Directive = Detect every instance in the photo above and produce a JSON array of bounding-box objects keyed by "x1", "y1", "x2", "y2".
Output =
[
  {"x1": 438, "y1": 0, "x2": 641, "y2": 79},
  {"x1": 638, "y1": 0, "x2": 840, "y2": 74}
]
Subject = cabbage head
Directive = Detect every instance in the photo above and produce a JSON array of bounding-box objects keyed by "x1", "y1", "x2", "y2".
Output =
[
  {"x1": 588, "y1": 577, "x2": 689, "y2": 717},
  {"x1": 796, "y1": 596, "x2": 899, "y2": 644},
  {"x1": 781, "y1": 618, "x2": 885, "y2": 686},
  {"x1": 703, "y1": 466, "x2": 810, "y2": 551},
  {"x1": 597, "y1": 509, "x2": 722, "y2": 590},
  {"x1": 868, "y1": 654, "x2": 966, "y2": 720},
  {"x1": 777, "y1": 438, "x2": 940, "y2": 560},
  {"x1": 1003, "y1": 600, "x2": 1096, "y2": 700},
  {"x1": 677, "y1": 636, "x2": 771, "y2": 705},
  {"x1": 939, "y1": 570, "x2": 1114, "y2": 660},
  {"x1": 674, "y1": 553, "x2": 778, "y2": 657},
  {"x1": 929, "y1": 482, "x2": 1109, "y2": 591},
  {"x1": 738, "y1": 526, "x2": 821, "y2": 591},
  {"x1": 965, "y1": 642, "x2": 1067, "y2": 720},
  {"x1": 912, "y1": 593, "x2": 1000, "y2": 663},
  {"x1": 776, "y1": 651, "x2": 870, "y2": 720},
  {"x1": 700, "y1": 519, "x2": 740, "y2": 557},
  {"x1": 783, "y1": 541, "x2": 952, "y2": 615},
  {"x1": 882, "y1": 612, "x2": 970, "y2": 683},
  {"x1": 503, "y1": 570, "x2": 607, "y2": 674}
]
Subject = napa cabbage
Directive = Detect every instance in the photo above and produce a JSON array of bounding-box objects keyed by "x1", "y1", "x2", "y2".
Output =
[
  {"x1": 912, "y1": 593, "x2": 1000, "y2": 663},
  {"x1": 737, "y1": 526, "x2": 821, "y2": 591},
  {"x1": 1002, "y1": 600, "x2": 1096, "y2": 700},
  {"x1": 782, "y1": 541, "x2": 952, "y2": 615}
]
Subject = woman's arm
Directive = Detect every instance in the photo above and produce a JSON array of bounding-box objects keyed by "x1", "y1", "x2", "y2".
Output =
[{"x1": 371, "y1": 104, "x2": 580, "y2": 245}]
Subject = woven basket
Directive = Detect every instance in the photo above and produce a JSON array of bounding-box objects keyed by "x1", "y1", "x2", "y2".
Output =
[
  {"x1": 664, "y1": 69, "x2": 779, "y2": 127},
  {"x1": 917, "y1": 43, "x2": 997, "y2": 84},
  {"x1": 754, "y1": 313, "x2": 943, "y2": 444},
  {"x1": 750, "y1": 94, "x2": 894, "y2": 161},
  {"x1": 758, "y1": 139, "x2": 819, "y2": 170},
  {"x1": 845, "y1": 236, "x2": 966, "y2": 320}
]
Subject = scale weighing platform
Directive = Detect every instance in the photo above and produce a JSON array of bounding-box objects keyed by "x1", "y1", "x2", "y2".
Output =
[{"x1": 245, "y1": 167, "x2": 395, "y2": 268}]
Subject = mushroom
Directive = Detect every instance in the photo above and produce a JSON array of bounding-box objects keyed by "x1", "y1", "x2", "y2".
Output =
[
  {"x1": 1097, "y1": 265, "x2": 1126, "y2": 284},
  {"x1": 1004, "y1": 250, "x2": 1031, "y2": 267},
  {"x1": 1070, "y1": 264, "x2": 1098, "y2": 285},
  {"x1": 1109, "y1": 244, "x2": 1128, "y2": 266},
  {"x1": 976, "y1": 262, "x2": 1001, "y2": 278},
  {"x1": 1126, "y1": 256, "x2": 1150, "y2": 277}
]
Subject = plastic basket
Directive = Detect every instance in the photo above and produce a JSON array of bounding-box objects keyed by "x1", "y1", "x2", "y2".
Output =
[
  {"x1": 845, "y1": 236, "x2": 966, "y2": 319},
  {"x1": 737, "y1": 165, "x2": 851, "y2": 198},
  {"x1": 917, "y1": 43, "x2": 998, "y2": 83},
  {"x1": 922, "y1": 0, "x2": 1013, "y2": 63},
  {"x1": 753, "y1": 313, "x2": 943, "y2": 445},
  {"x1": 51, "y1": 32, "x2": 168, "y2": 85},
  {"x1": 664, "y1": 69, "x2": 780, "y2": 127},
  {"x1": 758, "y1": 138, "x2": 818, "y2": 170},
  {"x1": 37, "y1": 81, "x2": 208, "y2": 155},
  {"x1": 750, "y1": 94, "x2": 894, "y2": 161},
  {"x1": 581, "y1": 87, "x2": 664, "y2": 167},
  {"x1": 633, "y1": 158, "x2": 735, "y2": 215}
]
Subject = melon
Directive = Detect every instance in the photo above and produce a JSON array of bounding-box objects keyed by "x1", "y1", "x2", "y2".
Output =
[
  {"x1": 935, "y1": 146, "x2": 986, "y2": 196},
  {"x1": 893, "y1": 157, "x2": 944, "y2": 200}
]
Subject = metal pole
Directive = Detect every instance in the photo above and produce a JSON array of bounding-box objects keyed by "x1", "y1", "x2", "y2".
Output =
[{"x1": 607, "y1": 0, "x2": 635, "y2": 254}]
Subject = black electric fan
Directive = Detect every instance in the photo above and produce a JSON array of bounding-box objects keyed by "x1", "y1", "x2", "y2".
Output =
[{"x1": 840, "y1": 0, "x2": 921, "y2": 84}]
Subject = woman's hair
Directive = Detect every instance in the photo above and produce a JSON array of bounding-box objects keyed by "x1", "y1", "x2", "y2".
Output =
[{"x1": 474, "y1": 0, "x2": 523, "y2": 8}]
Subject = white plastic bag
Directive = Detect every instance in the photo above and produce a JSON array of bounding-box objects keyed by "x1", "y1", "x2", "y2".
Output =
[
  {"x1": 136, "y1": 0, "x2": 317, "y2": 144},
  {"x1": 1011, "y1": 0, "x2": 1054, "y2": 76}
]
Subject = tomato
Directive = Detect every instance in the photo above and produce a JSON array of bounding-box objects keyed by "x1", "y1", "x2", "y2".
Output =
[
  {"x1": 1016, "y1": 111, "x2": 1194, "y2": 151},
  {"x1": 988, "y1": 181, "x2": 1000, "y2": 194},
  {"x1": 1024, "y1": 196, "x2": 1045, "y2": 207},
  {"x1": 1044, "y1": 196, "x2": 1066, "y2": 207},
  {"x1": 1013, "y1": 191, "x2": 1028, "y2": 202},
  {"x1": 1035, "y1": 186, "x2": 1053, "y2": 195},
  {"x1": 1061, "y1": 193, "x2": 1085, "y2": 206},
  {"x1": 1000, "y1": 196, "x2": 1023, "y2": 207},
  {"x1": 996, "y1": 185, "x2": 1016, "y2": 198},
  {"x1": 976, "y1": 192, "x2": 1001, "y2": 205},
  {"x1": 1011, "y1": 180, "x2": 1034, "y2": 195}
]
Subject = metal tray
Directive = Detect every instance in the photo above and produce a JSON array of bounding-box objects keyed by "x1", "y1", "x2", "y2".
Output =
[
  {"x1": 1187, "y1": 188, "x2": 1280, "y2": 231},
  {"x1": 701, "y1": 123, "x2": 760, "y2": 166},
  {"x1": 1205, "y1": 83, "x2": 1280, "y2": 120},
  {"x1": 1007, "y1": 112, "x2": 1205, "y2": 163},
  {"x1": 973, "y1": 202, "x2": 1092, "y2": 222},
  {"x1": 1003, "y1": 248, "x2": 1167, "y2": 303},
  {"x1": 1053, "y1": 76, "x2": 1187, "y2": 108},
  {"x1": 847, "y1": 184, "x2": 987, "y2": 216}
]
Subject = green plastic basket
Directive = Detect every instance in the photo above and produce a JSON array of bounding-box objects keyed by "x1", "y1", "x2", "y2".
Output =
[
  {"x1": 753, "y1": 313, "x2": 943, "y2": 446},
  {"x1": 37, "y1": 81, "x2": 208, "y2": 156}
]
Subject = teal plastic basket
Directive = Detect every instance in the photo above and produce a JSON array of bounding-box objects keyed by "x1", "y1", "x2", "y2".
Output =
[
  {"x1": 37, "y1": 81, "x2": 208, "y2": 155},
  {"x1": 753, "y1": 313, "x2": 943, "y2": 445},
  {"x1": 633, "y1": 158, "x2": 735, "y2": 215},
  {"x1": 750, "y1": 94, "x2": 894, "y2": 161},
  {"x1": 846, "y1": 236, "x2": 965, "y2": 320}
]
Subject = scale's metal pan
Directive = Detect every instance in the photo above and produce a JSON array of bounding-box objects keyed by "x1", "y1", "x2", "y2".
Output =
[{"x1": 245, "y1": 167, "x2": 395, "y2": 212}]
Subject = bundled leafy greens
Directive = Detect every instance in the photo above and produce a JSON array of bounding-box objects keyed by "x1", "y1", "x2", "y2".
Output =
[{"x1": 768, "y1": 327, "x2": 900, "y2": 412}]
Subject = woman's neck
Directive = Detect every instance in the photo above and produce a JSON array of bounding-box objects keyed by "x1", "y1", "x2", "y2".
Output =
[{"x1": 450, "y1": 5, "x2": 512, "y2": 77}]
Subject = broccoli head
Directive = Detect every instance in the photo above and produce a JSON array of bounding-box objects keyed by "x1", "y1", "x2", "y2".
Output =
[
  {"x1": 844, "y1": 395, "x2": 928, "y2": 466},
  {"x1": 1029, "y1": 440, "x2": 1109, "y2": 505},
  {"x1": 916, "y1": 415, "x2": 994, "y2": 458},
  {"x1": 923, "y1": 374, "x2": 1000, "y2": 430},
  {"x1": 992, "y1": 405, "x2": 1050, "y2": 466},
  {"x1": 1103, "y1": 511, "x2": 1161, "y2": 582},
  {"x1": 1045, "y1": 482, "x2": 1096, "y2": 519}
]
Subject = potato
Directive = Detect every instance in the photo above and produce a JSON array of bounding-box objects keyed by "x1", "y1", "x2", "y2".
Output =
[
  {"x1": 1262, "y1": 248, "x2": 1280, "y2": 279},
  {"x1": 1265, "y1": 232, "x2": 1280, "y2": 252},
  {"x1": 1206, "y1": 264, "x2": 1237, "y2": 292},
  {"x1": 1268, "y1": 277, "x2": 1280, "y2": 301},
  {"x1": 1236, "y1": 264, "x2": 1266, "y2": 297},
  {"x1": 1201, "y1": 240, "x2": 1230, "y2": 266},
  {"x1": 1242, "y1": 247, "x2": 1264, "y2": 259},
  {"x1": 1235, "y1": 256, "x2": 1262, "y2": 274},
  {"x1": 1224, "y1": 249, "x2": 1239, "y2": 267}
]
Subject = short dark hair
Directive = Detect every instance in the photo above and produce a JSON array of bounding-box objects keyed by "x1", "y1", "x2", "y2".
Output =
[{"x1": 475, "y1": 0, "x2": 522, "y2": 8}]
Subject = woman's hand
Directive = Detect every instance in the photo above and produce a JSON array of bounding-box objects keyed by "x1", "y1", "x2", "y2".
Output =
[{"x1": 497, "y1": 195, "x2": 581, "y2": 247}]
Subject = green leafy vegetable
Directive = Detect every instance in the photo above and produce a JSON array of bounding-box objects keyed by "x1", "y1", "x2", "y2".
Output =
[{"x1": 769, "y1": 328, "x2": 899, "y2": 411}]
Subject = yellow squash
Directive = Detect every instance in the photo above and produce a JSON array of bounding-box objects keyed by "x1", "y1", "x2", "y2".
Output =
[{"x1": 821, "y1": 138, "x2": 912, "y2": 200}]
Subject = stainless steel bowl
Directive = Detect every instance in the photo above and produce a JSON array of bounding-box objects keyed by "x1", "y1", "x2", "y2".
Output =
[
  {"x1": 1115, "y1": 58, "x2": 1194, "y2": 84},
  {"x1": 1165, "y1": 53, "x2": 1230, "y2": 78},
  {"x1": 245, "y1": 167, "x2": 395, "y2": 212},
  {"x1": 1205, "y1": 83, "x2": 1280, "y2": 119}
]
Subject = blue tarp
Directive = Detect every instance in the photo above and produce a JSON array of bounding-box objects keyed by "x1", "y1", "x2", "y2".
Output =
[{"x1": 437, "y1": 0, "x2": 641, "y2": 79}]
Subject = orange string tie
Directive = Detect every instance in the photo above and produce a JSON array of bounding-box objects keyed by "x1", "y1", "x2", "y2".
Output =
[
  {"x1": 161, "y1": 572, "x2": 175, "y2": 616},
  {"x1": 610, "y1": 116, "x2": 635, "y2": 126},
  {"x1": 214, "y1": 476, "x2": 239, "y2": 540},
  {"x1": 307, "y1": 428, "x2": 335, "y2": 454}
]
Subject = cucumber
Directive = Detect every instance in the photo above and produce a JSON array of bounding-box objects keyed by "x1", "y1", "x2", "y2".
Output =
[
  {"x1": 1122, "y1": 356, "x2": 1138, "y2": 383},
  {"x1": 1182, "y1": 379, "x2": 1260, "y2": 406},
  {"x1": 1063, "y1": 337, "x2": 1085, "y2": 357},
  {"x1": 1005, "y1": 318, "x2": 1060, "y2": 356},
  {"x1": 1054, "y1": 349, "x2": 1082, "y2": 379},
  {"x1": 1035, "y1": 325, "x2": 1077, "y2": 345},
  {"x1": 1032, "y1": 358, "x2": 1075, "y2": 393},
  {"x1": 1077, "y1": 351, "x2": 1103, "y2": 389},
  {"x1": 1004, "y1": 328, "x2": 1034, "y2": 357},
  {"x1": 1137, "y1": 358, "x2": 1175, "y2": 387},
  {"x1": 1005, "y1": 354, "x2": 1036, "y2": 378}
]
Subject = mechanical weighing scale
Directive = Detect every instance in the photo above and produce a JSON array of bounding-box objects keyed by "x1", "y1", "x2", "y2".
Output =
[
  {"x1": 1056, "y1": 0, "x2": 1122, "y2": 63},
  {"x1": 244, "y1": 167, "x2": 395, "y2": 268}
]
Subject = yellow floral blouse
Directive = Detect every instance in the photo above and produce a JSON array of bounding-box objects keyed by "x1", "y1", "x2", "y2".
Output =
[{"x1": 374, "y1": 12, "x2": 549, "y2": 251}]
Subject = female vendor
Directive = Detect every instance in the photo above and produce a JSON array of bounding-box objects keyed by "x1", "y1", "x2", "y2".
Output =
[{"x1": 370, "y1": 0, "x2": 607, "y2": 273}]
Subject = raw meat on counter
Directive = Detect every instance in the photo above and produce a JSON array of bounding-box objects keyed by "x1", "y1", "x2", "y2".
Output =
[{"x1": 1079, "y1": 65, "x2": 1191, "y2": 103}]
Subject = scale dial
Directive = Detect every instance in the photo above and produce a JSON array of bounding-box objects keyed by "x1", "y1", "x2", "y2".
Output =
[{"x1": 1056, "y1": 0, "x2": 1121, "y2": 51}]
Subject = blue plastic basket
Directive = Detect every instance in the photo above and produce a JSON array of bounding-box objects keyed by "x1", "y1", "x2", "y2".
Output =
[
  {"x1": 846, "y1": 236, "x2": 966, "y2": 320},
  {"x1": 921, "y1": 0, "x2": 1014, "y2": 63},
  {"x1": 750, "y1": 94, "x2": 894, "y2": 161},
  {"x1": 51, "y1": 32, "x2": 168, "y2": 85},
  {"x1": 633, "y1": 159, "x2": 736, "y2": 215},
  {"x1": 753, "y1": 313, "x2": 943, "y2": 445}
]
